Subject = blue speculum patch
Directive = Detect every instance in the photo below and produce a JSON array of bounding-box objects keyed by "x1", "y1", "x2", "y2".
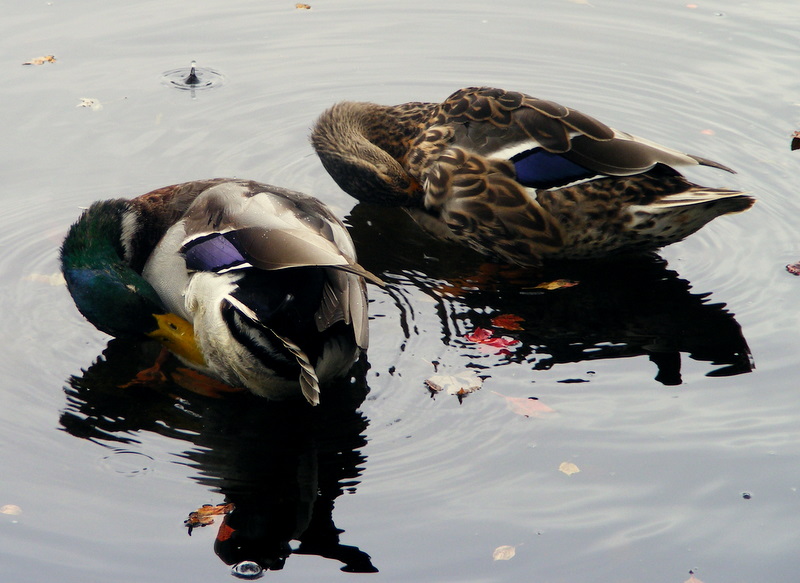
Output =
[
  {"x1": 183, "y1": 233, "x2": 247, "y2": 272},
  {"x1": 511, "y1": 148, "x2": 596, "y2": 188}
]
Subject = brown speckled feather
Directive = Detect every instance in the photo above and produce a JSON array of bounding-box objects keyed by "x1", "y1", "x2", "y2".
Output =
[{"x1": 311, "y1": 87, "x2": 754, "y2": 266}]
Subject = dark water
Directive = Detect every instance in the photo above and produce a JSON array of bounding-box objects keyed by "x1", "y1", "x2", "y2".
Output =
[{"x1": 2, "y1": 0, "x2": 799, "y2": 581}]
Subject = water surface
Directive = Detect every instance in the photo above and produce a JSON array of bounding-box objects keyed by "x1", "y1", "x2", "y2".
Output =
[{"x1": 2, "y1": 0, "x2": 799, "y2": 581}]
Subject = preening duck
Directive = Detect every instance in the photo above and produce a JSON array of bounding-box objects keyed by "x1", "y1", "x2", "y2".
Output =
[
  {"x1": 311, "y1": 86, "x2": 754, "y2": 267},
  {"x1": 60, "y1": 179, "x2": 382, "y2": 405}
]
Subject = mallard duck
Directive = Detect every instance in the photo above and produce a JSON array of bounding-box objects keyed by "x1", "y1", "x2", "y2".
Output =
[
  {"x1": 311, "y1": 86, "x2": 754, "y2": 267},
  {"x1": 60, "y1": 179, "x2": 382, "y2": 405}
]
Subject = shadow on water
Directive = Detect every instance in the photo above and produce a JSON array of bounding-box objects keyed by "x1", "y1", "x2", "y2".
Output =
[
  {"x1": 346, "y1": 203, "x2": 753, "y2": 385},
  {"x1": 59, "y1": 342, "x2": 378, "y2": 577}
]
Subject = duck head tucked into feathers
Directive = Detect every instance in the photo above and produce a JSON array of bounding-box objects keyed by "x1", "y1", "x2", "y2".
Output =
[
  {"x1": 61, "y1": 179, "x2": 382, "y2": 405},
  {"x1": 311, "y1": 86, "x2": 754, "y2": 267}
]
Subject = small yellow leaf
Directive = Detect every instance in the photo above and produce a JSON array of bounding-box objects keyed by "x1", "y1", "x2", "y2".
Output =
[
  {"x1": 23, "y1": 55, "x2": 56, "y2": 66},
  {"x1": 532, "y1": 279, "x2": 579, "y2": 291},
  {"x1": 24, "y1": 272, "x2": 66, "y2": 286},
  {"x1": 492, "y1": 545, "x2": 516, "y2": 561},
  {"x1": 1, "y1": 504, "x2": 22, "y2": 516},
  {"x1": 295, "y1": 3, "x2": 312, "y2": 8},
  {"x1": 558, "y1": 461, "x2": 580, "y2": 476}
]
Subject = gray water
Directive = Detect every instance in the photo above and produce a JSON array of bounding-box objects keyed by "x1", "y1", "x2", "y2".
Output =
[{"x1": 2, "y1": 0, "x2": 799, "y2": 581}]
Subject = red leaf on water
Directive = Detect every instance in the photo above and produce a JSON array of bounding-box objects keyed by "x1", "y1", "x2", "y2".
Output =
[
  {"x1": 787, "y1": 261, "x2": 800, "y2": 275},
  {"x1": 491, "y1": 314, "x2": 525, "y2": 330},
  {"x1": 465, "y1": 327, "x2": 519, "y2": 348},
  {"x1": 492, "y1": 391, "x2": 554, "y2": 417}
]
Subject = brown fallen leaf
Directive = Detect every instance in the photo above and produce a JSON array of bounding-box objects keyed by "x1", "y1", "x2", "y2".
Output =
[
  {"x1": 425, "y1": 371, "x2": 483, "y2": 397},
  {"x1": 491, "y1": 313, "x2": 525, "y2": 331},
  {"x1": 0, "y1": 504, "x2": 22, "y2": 516},
  {"x1": 792, "y1": 130, "x2": 800, "y2": 151},
  {"x1": 531, "y1": 279, "x2": 578, "y2": 291},
  {"x1": 23, "y1": 55, "x2": 56, "y2": 66},
  {"x1": 185, "y1": 503, "x2": 234, "y2": 534},
  {"x1": 558, "y1": 461, "x2": 580, "y2": 476},
  {"x1": 295, "y1": 3, "x2": 312, "y2": 8},
  {"x1": 492, "y1": 391, "x2": 554, "y2": 417},
  {"x1": 684, "y1": 571, "x2": 704, "y2": 583},
  {"x1": 492, "y1": 545, "x2": 516, "y2": 560},
  {"x1": 786, "y1": 261, "x2": 800, "y2": 275}
]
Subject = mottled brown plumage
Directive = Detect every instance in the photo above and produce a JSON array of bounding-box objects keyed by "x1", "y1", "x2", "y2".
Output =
[{"x1": 311, "y1": 87, "x2": 754, "y2": 266}]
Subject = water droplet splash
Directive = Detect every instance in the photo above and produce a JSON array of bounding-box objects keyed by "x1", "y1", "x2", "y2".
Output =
[
  {"x1": 231, "y1": 561, "x2": 264, "y2": 579},
  {"x1": 161, "y1": 61, "x2": 224, "y2": 92}
]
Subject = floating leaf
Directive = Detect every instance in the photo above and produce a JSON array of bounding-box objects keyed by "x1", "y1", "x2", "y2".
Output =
[
  {"x1": 425, "y1": 371, "x2": 483, "y2": 396},
  {"x1": 185, "y1": 503, "x2": 234, "y2": 534},
  {"x1": 492, "y1": 391, "x2": 554, "y2": 417},
  {"x1": 684, "y1": 571, "x2": 704, "y2": 583},
  {"x1": 700, "y1": 129, "x2": 715, "y2": 136},
  {"x1": 77, "y1": 98, "x2": 102, "y2": 111},
  {"x1": 0, "y1": 504, "x2": 22, "y2": 516},
  {"x1": 295, "y1": 2, "x2": 312, "y2": 8},
  {"x1": 491, "y1": 313, "x2": 525, "y2": 331},
  {"x1": 465, "y1": 327, "x2": 519, "y2": 348},
  {"x1": 532, "y1": 279, "x2": 578, "y2": 291},
  {"x1": 792, "y1": 131, "x2": 800, "y2": 151},
  {"x1": 492, "y1": 545, "x2": 516, "y2": 561},
  {"x1": 23, "y1": 272, "x2": 65, "y2": 285},
  {"x1": 558, "y1": 462, "x2": 580, "y2": 476},
  {"x1": 23, "y1": 55, "x2": 56, "y2": 66},
  {"x1": 787, "y1": 262, "x2": 800, "y2": 276}
]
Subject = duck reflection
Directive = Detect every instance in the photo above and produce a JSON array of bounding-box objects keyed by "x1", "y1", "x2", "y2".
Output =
[
  {"x1": 60, "y1": 343, "x2": 377, "y2": 575},
  {"x1": 347, "y1": 204, "x2": 753, "y2": 385}
]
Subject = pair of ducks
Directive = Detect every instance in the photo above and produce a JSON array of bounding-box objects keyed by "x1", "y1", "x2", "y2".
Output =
[{"x1": 61, "y1": 87, "x2": 754, "y2": 405}]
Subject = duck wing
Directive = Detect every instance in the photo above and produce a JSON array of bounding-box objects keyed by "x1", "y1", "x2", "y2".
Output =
[{"x1": 430, "y1": 87, "x2": 733, "y2": 189}]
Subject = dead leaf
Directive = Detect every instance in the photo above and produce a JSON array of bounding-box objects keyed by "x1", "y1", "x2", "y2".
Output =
[
  {"x1": 295, "y1": 3, "x2": 312, "y2": 8},
  {"x1": 531, "y1": 279, "x2": 578, "y2": 291},
  {"x1": 465, "y1": 327, "x2": 519, "y2": 348},
  {"x1": 786, "y1": 262, "x2": 800, "y2": 275},
  {"x1": 492, "y1": 391, "x2": 554, "y2": 417},
  {"x1": 77, "y1": 98, "x2": 102, "y2": 111},
  {"x1": 0, "y1": 504, "x2": 22, "y2": 516},
  {"x1": 558, "y1": 461, "x2": 580, "y2": 476},
  {"x1": 23, "y1": 272, "x2": 66, "y2": 285},
  {"x1": 684, "y1": 571, "x2": 704, "y2": 583},
  {"x1": 492, "y1": 545, "x2": 516, "y2": 560},
  {"x1": 792, "y1": 131, "x2": 800, "y2": 151},
  {"x1": 185, "y1": 503, "x2": 234, "y2": 534},
  {"x1": 491, "y1": 313, "x2": 525, "y2": 331},
  {"x1": 425, "y1": 371, "x2": 483, "y2": 396},
  {"x1": 23, "y1": 55, "x2": 56, "y2": 66}
]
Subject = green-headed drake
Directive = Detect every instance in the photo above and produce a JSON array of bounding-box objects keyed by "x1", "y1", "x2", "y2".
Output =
[
  {"x1": 60, "y1": 179, "x2": 382, "y2": 405},
  {"x1": 311, "y1": 86, "x2": 754, "y2": 267}
]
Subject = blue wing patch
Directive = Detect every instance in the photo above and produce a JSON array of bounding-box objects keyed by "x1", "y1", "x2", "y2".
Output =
[
  {"x1": 183, "y1": 232, "x2": 247, "y2": 272},
  {"x1": 511, "y1": 148, "x2": 597, "y2": 188}
]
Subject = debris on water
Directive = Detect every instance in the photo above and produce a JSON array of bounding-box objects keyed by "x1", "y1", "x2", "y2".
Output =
[
  {"x1": 791, "y1": 130, "x2": 800, "y2": 151},
  {"x1": 23, "y1": 55, "x2": 56, "y2": 66}
]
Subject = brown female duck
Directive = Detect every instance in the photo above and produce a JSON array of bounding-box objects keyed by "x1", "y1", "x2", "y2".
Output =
[{"x1": 311, "y1": 86, "x2": 754, "y2": 267}]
